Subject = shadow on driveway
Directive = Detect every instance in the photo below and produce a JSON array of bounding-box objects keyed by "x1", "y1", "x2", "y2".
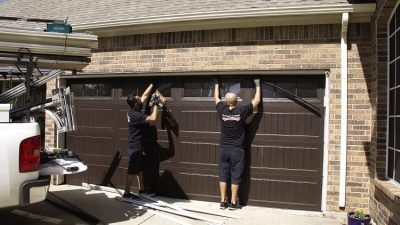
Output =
[{"x1": 48, "y1": 185, "x2": 148, "y2": 225}]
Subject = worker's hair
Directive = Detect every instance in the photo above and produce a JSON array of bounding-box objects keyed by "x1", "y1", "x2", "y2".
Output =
[
  {"x1": 225, "y1": 92, "x2": 237, "y2": 107},
  {"x1": 127, "y1": 93, "x2": 143, "y2": 111}
]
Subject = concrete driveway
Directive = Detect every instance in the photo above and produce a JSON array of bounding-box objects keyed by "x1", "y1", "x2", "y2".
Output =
[{"x1": 0, "y1": 184, "x2": 347, "y2": 225}]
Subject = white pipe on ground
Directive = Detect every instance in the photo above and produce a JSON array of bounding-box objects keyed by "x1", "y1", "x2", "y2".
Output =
[{"x1": 339, "y1": 12, "x2": 349, "y2": 208}]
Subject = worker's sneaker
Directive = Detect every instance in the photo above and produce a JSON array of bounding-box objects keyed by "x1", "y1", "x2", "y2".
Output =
[
  {"x1": 138, "y1": 189, "x2": 156, "y2": 197},
  {"x1": 228, "y1": 202, "x2": 241, "y2": 210},
  {"x1": 122, "y1": 192, "x2": 140, "y2": 200},
  {"x1": 220, "y1": 202, "x2": 228, "y2": 210}
]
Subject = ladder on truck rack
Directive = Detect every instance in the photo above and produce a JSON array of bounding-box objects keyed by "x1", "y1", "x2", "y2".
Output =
[{"x1": 0, "y1": 48, "x2": 76, "y2": 133}]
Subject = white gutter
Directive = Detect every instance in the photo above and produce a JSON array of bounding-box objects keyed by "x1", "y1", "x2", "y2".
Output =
[
  {"x1": 73, "y1": 4, "x2": 375, "y2": 31},
  {"x1": 339, "y1": 12, "x2": 349, "y2": 208}
]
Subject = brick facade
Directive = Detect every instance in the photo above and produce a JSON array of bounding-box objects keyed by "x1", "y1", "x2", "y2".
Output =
[
  {"x1": 80, "y1": 23, "x2": 372, "y2": 211},
  {"x1": 369, "y1": 0, "x2": 400, "y2": 225}
]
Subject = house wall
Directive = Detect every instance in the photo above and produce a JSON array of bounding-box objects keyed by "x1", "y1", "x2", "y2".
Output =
[
  {"x1": 369, "y1": 0, "x2": 400, "y2": 225},
  {"x1": 60, "y1": 23, "x2": 372, "y2": 211}
]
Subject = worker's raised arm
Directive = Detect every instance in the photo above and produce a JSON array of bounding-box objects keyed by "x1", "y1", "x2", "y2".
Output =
[
  {"x1": 214, "y1": 78, "x2": 221, "y2": 105},
  {"x1": 141, "y1": 83, "x2": 154, "y2": 103},
  {"x1": 146, "y1": 105, "x2": 158, "y2": 124},
  {"x1": 251, "y1": 79, "x2": 261, "y2": 109}
]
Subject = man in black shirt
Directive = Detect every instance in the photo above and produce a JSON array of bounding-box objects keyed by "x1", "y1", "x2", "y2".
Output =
[
  {"x1": 123, "y1": 83, "x2": 164, "y2": 199},
  {"x1": 214, "y1": 78, "x2": 261, "y2": 210}
]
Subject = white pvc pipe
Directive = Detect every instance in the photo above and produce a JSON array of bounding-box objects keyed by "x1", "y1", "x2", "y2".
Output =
[{"x1": 339, "y1": 12, "x2": 349, "y2": 208}]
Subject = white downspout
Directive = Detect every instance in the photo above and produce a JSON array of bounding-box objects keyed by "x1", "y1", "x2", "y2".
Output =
[{"x1": 339, "y1": 12, "x2": 349, "y2": 208}]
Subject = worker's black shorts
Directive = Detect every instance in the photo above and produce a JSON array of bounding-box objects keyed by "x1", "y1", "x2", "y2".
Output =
[
  {"x1": 218, "y1": 146, "x2": 245, "y2": 185},
  {"x1": 127, "y1": 150, "x2": 144, "y2": 175}
]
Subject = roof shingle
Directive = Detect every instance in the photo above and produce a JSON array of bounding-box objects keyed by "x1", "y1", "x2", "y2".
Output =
[{"x1": 0, "y1": 0, "x2": 356, "y2": 29}]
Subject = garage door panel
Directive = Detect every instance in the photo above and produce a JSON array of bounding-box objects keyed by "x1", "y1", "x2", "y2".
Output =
[
  {"x1": 178, "y1": 142, "x2": 218, "y2": 165},
  {"x1": 249, "y1": 168, "x2": 321, "y2": 178},
  {"x1": 74, "y1": 109, "x2": 114, "y2": 127},
  {"x1": 117, "y1": 137, "x2": 128, "y2": 154},
  {"x1": 179, "y1": 131, "x2": 220, "y2": 140},
  {"x1": 117, "y1": 109, "x2": 129, "y2": 127},
  {"x1": 67, "y1": 135, "x2": 114, "y2": 155},
  {"x1": 249, "y1": 145, "x2": 321, "y2": 172},
  {"x1": 162, "y1": 161, "x2": 219, "y2": 171},
  {"x1": 74, "y1": 101, "x2": 114, "y2": 108},
  {"x1": 177, "y1": 172, "x2": 219, "y2": 197},
  {"x1": 260, "y1": 112, "x2": 322, "y2": 137},
  {"x1": 71, "y1": 127, "x2": 114, "y2": 137},
  {"x1": 158, "y1": 167, "x2": 219, "y2": 198},
  {"x1": 252, "y1": 135, "x2": 321, "y2": 144},
  {"x1": 87, "y1": 165, "x2": 108, "y2": 185},
  {"x1": 66, "y1": 75, "x2": 325, "y2": 211},
  {"x1": 179, "y1": 110, "x2": 219, "y2": 132},
  {"x1": 247, "y1": 177, "x2": 321, "y2": 210},
  {"x1": 118, "y1": 157, "x2": 129, "y2": 168}
]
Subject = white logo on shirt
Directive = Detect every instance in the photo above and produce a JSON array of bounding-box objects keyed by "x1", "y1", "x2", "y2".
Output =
[
  {"x1": 222, "y1": 114, "x2": 240, "y2": 121},
  {"x1": 127, "y1": 113, "x2": 130, "y2": 123}
]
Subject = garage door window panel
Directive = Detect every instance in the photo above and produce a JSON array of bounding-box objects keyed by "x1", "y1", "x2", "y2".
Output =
[
  {"x1": 263, "y1": 84, "x2": 275, "y2": 98},
  {"x1": 122, "y1": 81, "x2": 146, "y2": 97},
  {"x1": 184, "y1": 81, "x2": 214, "y2": 97},
  {"x1": 297, "y1": 82, "x2": 318, "y2": 99},
  {"x1": 84, "y1": 84, "x2": 99, "y2": 96},
  {"x1": 69, "y1": 82, "x2": 112, "y2": 98},
  {"x1": 121, "y1": 79, "x2": 172, "y2": 98},
  {"x1": 275, "y1": 82, "x2": 296, "y2": 98},
  {"x1": 70, "y1": 84, "x2": 83, "y2": 96},
  {"x1": 262, "y1": 79, "x2": 321, "y2": 102},
  {"x1": 220, "y1": 80, "x2": 241, "y2": 97},
  {"x1": 158, "y1": 82, "x2": 172, "y2": 97}
]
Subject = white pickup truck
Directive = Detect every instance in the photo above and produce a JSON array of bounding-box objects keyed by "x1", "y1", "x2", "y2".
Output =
[
  {"x1": 0, "y1": 104, "x2": 49, "y2": 208},
  {"x1": 0, "y1": 23, "x2": 96, "y2": 209},
  {"x1": 0, "y1": 88, "x2": 86, "y2": 208}
]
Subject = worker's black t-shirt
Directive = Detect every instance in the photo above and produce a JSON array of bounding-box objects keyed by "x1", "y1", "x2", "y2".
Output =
[
  {"x1": 127, "y1": 110, "x2": 147, "y2": 156},
  {"x1": 216, "y1": 101, "x2": 253, "y2": 149}
]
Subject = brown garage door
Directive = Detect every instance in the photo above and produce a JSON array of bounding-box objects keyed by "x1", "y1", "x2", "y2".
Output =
[{"x1": 65, "y1": 75, "x2": 325, "y2": 211}]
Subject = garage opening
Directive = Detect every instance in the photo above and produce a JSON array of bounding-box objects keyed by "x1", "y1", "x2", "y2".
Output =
[{"x1": 64, "y1": 75, "x2": 325, "y2": 211}]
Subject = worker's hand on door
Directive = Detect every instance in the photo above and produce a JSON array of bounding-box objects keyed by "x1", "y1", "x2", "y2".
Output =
[{"x1": 254, "y1": 78, "x2": 260, "y2": 87}]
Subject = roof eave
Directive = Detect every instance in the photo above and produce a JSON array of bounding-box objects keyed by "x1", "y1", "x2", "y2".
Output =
[{"x1": 73, "y1": 3, "x2": 376, "y2": 36}]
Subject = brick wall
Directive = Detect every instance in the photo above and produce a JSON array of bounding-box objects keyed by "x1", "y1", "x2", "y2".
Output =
[
  {"x1": 369, "y1": 0, "x2": 400, "y2": 225},
  {"x1": 80, "y1": 23, "x2": 372, "y2": 211}
]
